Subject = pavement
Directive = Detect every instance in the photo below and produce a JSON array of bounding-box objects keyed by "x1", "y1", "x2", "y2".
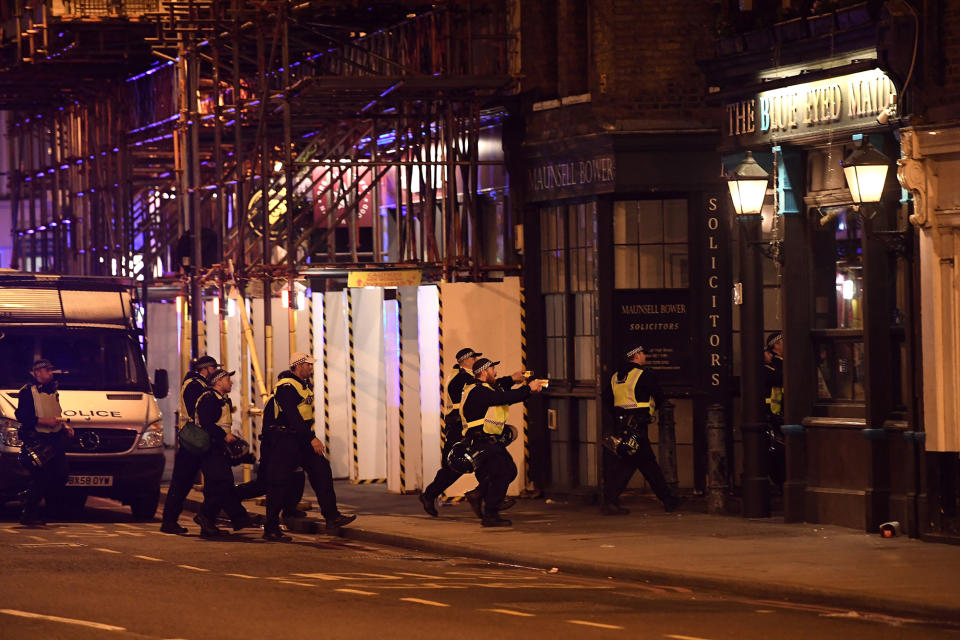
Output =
[{"x1": 159, "y1": 453, "x2": 960, "y2": 624}]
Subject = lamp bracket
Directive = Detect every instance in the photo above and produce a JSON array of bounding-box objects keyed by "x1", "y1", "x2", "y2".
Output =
[
  {"x1": 749, "y1": 239, "x2": 784, "y2": 265},
  {"x1": 870, "y1": 228, "x2": 913, "y2": 258}
]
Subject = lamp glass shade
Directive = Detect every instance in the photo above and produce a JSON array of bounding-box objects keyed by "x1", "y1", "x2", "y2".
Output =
[
  {"x1": 726, "y1": 150, "x2": 770, "y2": 216},
  {"x1": 842, "y1": 163, "x2": 889, "y2": 203},
  {"x1": 727, "y1": 178, "x2": 769, "y2": 216}
]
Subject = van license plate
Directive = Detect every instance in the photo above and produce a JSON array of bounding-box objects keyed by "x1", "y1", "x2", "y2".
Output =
[{"x1": 66, "y1": 475, "x2": 113, "y2": 487}]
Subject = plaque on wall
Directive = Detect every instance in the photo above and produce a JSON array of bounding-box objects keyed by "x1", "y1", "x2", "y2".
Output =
[{"x1": 613, "y1": 289, "x2": 693, "y2": 388}]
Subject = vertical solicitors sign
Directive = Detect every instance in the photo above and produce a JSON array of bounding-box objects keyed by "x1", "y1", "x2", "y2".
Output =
[
  {"x1": 723, "y1": 68, "x2": 897, "y2": 144},
  {"x1": 703, "y1": 194, "x2": 731, "y2": 398}
]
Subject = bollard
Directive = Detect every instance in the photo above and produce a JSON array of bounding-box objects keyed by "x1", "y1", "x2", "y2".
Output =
[
  {"x1": 657, "y1": 400, "x2": 678, "y2": 495},
  {"x1": 706, "y1": 402, "x2": 728, "y2": 514}
]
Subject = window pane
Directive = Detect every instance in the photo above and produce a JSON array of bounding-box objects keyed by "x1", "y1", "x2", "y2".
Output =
[
  {"x1": 574, "y1": 335, "x2": 595, "y2": 381},
  {"x1": 816, "y1": 340, "x2": 865, "y2": 401},
  {"x1": 615, "y1": 246, "x2": 639, "y2": 289},
  {"x1": 637, "y1": 200, "x2": 663, "y2": 243},
  {"x1": 613, "y1": 201, "x2": 637, "y2": 244},
  {"x1": 665, "y1": 246, "x2": 689, "y2": 288},
  {"x1": 638, "y1": 245, "x2": 664, "y2": 287},
  {"x1": 663, "y1": 199, "x2": 688, "y2": 243},
  {"x1": 547, "y1": 337, "x2": 566, "y2": 380}
]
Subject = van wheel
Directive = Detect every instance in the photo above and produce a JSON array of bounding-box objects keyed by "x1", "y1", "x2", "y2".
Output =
[{"x1": 130, "y1": 488, "x2": 160, "y2": 521}]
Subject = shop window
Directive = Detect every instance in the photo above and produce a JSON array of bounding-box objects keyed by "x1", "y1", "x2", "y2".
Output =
[
  {"x1": 539, "y1": 202, "x2": 597, "y2": 384},
  {"x1": 614, "y1": 199, "x2": 689, "y2": 289}
]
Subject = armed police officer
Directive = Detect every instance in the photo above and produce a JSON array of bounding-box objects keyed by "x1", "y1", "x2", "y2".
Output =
[
  {"x1": 161, "y1": 354, "x2": 218, "y2": 534},
  {"x1": 459, "y1": 357, "x2": 544, "y2": 527},
  {"x1": 191, "y1": 368, "x2": 258, "y2": 537},
  {"x1": 762, "y1": 331, "x2": 785, "y2": 491},
  {"x1": 601, "y1": 345, "x2": 679, "y2": 515},
  {"x1": 420, "y1": 348, "x2": 524, "y2": 518},
  {"x1": 15, "y1": 358, "x2": 74, "y2": 526},
  {"x1": 262, "y1": 352, "x2": 356, "y2": 542}
]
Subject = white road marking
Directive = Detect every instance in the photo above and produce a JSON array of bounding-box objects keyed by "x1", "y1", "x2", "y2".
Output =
[
  {"x1": 0, "y1": 608, "x2": 125, "y2": 632},
  {"x1": 293, "y1": 573, "x2": 343, "y2": 581},
  {"x1": 225, "y1": 573, "x2": 258, "y2": 579},
  {"x1": 177, "y1": 565, "x2": 210, "y2": 572},
  {"x1": 116, "y1": 531, "x2": 145, "y2": 537},
  {"x1": 395, "y1": 571, "x2": 439, "y2": 578},
  {"x1": 482, "y1": 608, "x2": 535, "y2": 617},
  {"x1": 276, "y1": 580, "x2": 315, "y2": 587},
  {"x1": 133, "y1": 555, "x2": 163, "y2": 562},
  {"x1": 568, "y1": 620, "x2": 624, "y2": 630},
  {"x1": 95, "y1": 547, "x2": 122, "y2": 554},
  {"x1": 754, "y1": 610, "x2": 775, "y2": 614},
  {"x1": 666, "y1": 635, "x2": 713, "y2": 640},
  {"x1": 401, "y1": 598, "x2": 450, "y2": 607},
  {"x1": 336, "y1": 588, "x2": 378, "y2": 596}
]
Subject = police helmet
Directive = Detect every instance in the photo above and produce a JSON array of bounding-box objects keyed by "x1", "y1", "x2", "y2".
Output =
[{"x1": 445, "y1": 440, "x2": 478, "y2": 475}]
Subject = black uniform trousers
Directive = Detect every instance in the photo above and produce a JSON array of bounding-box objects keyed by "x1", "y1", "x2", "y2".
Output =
[
  {"x1": 764, "y1": 414, "x2": 785, "y2": 489},
  {"x1": 473, "y1": 438, "x2": 516, "y2": 517},
  {"x1": 422, "y1": 424, "x2": 471, "y2": 501},
  {"x1": 21, "y1": 432, "x2": 69, "y2": 516},
  {"x1": 602, "y1": 419, "x2": 671, "y2": 506},
  {"x1": 235, "y1": 435, "x2": 305, "y2": 511},
  {"x1": 162, "y1": 446, "x2": 202, "y2": 525},
  {"x1": 198, "y1": 442, "x2": 250, "y2": 522},
  {"x1": 264, "y1": 433, "x2": 340, "y2": 529}
]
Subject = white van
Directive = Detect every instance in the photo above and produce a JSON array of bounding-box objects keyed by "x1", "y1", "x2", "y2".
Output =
[{"x1": 0, "y1": 272, "x2": 169, "y2": 519}]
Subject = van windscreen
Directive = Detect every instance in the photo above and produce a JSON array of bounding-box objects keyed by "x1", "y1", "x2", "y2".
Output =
[{"x1": 0, "y1": 327, "x2": 150, "y2": 391}]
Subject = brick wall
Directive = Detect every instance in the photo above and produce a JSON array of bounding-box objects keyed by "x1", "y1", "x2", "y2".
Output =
[
  {"x1": 522, "y1": 0, "x2": 718, "y2": 141},
  {"x1": 926, "y1": 1, "x2": 960, "y2": 121}
]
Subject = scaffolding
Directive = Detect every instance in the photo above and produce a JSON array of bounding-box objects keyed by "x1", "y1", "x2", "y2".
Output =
[{"x1": 1, "y1": 0, "x2": 518, "y2": 320}]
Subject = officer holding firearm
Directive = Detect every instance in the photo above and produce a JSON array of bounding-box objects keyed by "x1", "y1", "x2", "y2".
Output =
[
  {"x1": 15, "y1": 358, "x2": 74, "y2": 526},
  {"x1": 262, "y1": 352, "x2": 356, "y2": 542},
  {"x1": 601, "y1": 345, "x2": 679, "y2": 515},
  {"x1": 459, "y1": 357, "x2": 545, "y2": 527},
  {"x1": 420, "y1": 347, "x2": 525, "y2": 518},
  {"x1": 762, "y1": 331, "x2": 785, "y2": 490}
]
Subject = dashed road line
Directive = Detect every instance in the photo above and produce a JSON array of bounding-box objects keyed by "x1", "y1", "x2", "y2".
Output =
[
  {"x1": 225, "y1": 573, "x2": 258, "y2": 579},
  {"x1": 400, "y1": 598, "x2": 450, "y2": 607},
  {"x1": 336, "y1": 588, "x2": 377, "y2": 596},
  {"x1": 276, "y1": 580, "x2": 315, "y2": 587},
  {"x1": 0, "y1": 608, "x2": 126, "y2": 632},
  {"x1": 177, "y1": 565, "x2": 210, "y2": 572},
  {"x1": 666, "y1": 635, "x2": 713, "y2": 640},
  {"x1": 482, "y1": 608, "x2": 535, "y2": 617},
  {"x1": 133, "y1": 555, "x2": 163, "y2": 562},
  {"x1": 94, "y1": 547, "x2": 121, "y2": 554},
  {"x1": 568, "y1": 620, "x2": 624, "y2": 630}
]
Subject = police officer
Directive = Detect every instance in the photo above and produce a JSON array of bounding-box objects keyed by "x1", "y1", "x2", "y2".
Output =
[
  {"x1": 15, "y1": 358, "x2": 74, "y2": 526},
  {"x1": 420, "y1": 348, "x2": 524, "y2": 517},
  {"x1": 762, "y1": 331, "x2": 785, "y2": 490},
  {"x1": 161, "y1": 354, "x2": 218, "y2": 534},
  {"x1": 262, "y1": 352, "x2": 356, "y2": 542},
  {"x1": 191, "y1": 368, "x2": 257, "y2": 537},
  {"x1": 459, "y1": 357, "x2": 544, "y2": 527},
  {"x1": 601, "y1": 346, "x2": 679, "y2": 515}
]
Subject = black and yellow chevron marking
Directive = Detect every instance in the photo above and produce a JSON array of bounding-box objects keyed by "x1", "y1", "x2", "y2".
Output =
[
  {"x1": 438, "y1": 285, "x2": 445, "y2": 450},
  {"x1": 353, "y1": 478, "x2": 387, "y2": 485},
  {"x1": 520, "y1": 284, "x2": 531, "y2": 490},
  {"x1": 397, "y1": 294, "x2": 406, "y2": 492},
  {"x1": 322, "y1": 293, "x2": 330, "y2": 451},
  {"x1": 348, "y1": 289, "x2": 358, "y2": 480},
  {"x1": 440, "y1": 495, "x2": 465, "y2": 504}
]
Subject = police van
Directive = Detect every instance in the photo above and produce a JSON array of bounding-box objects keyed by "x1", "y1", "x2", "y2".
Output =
[{"x1": 0, "y1": 272, "x2": 169, "y2": 519}]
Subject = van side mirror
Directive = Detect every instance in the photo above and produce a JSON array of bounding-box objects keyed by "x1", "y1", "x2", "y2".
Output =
[{"x1": 153, "y1": 369, "x2": 169, "y2": 399}]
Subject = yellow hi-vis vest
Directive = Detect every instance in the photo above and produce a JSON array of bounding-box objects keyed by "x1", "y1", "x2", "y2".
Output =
[
  {"x1": 611, "y1": 369, "x2": 652, "y2": 412},
  {"x1": 178, "y1": 376, "x2": 207, "y2": 429},
  {"x1": 766, "y1": 387, "x2": 784, "y2": 416},
  {"x1": 31, "y1": 386, "x2": 63, "y2": 433},
  {"x1": 443, "y1": 370, "x2": 463, "y2": 417},
  {"x1": 197, "y1": 389, "x2": 233, "y2": 435},
  {"x1": 274, "y1": 376, "x2": 315, "y2": 424},
  {"x1": 459, "y1": 383, "x2": 510, "y2": 436}
]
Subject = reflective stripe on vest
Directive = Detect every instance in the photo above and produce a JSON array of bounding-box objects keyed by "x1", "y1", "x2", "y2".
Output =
[
  {"x1": 443, "y1": 370, "x2": 463, "y2": 415},
  {"x1": 198, "y1": 389, "x2": 232, "y2": 434},
  {"x1": 275, "y1": 376, "x2": 315, "y2": 423},
  {"x1": 460, "y1": 383, "x2": 510, "y2": 436},
  {"x1": 611, "y1": 369, "x2": 652, "y2": 411},
  {"x1": 30, "y1": 386, "x2": 63, "y2": 433}
]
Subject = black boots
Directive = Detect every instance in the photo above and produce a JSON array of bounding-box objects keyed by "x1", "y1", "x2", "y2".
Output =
[
  {"x1": 263, "y1": 528, "x2": 292, "y2": 542},
  {"x1": 325, "y1": 513, "x2": 357, "y2": 530},
  {"x1": 193, "y1": 513, "x2": 223, "y2": 538},
  {"x1": 160, "y1": 521, "x2": 188, "y2": 535},
  {"x1": 419, "y1": 492, "x2": 439, "y2": 517}
]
